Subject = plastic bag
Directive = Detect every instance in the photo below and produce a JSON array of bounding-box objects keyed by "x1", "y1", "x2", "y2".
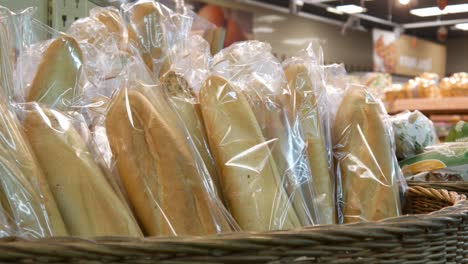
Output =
[
  {"x1": 159, "y1": 34, "x2": 223, "y2": 200},
  {"x1": 282, "y1": 42, "x2": 337, "y2": 225},
  {"x1": 121, "y1": 0, "x2": 192, "y2": 77},
  {"x1": 0, "y1": 6, "x2": 69, "y2": 238},
  {"x1": 203, "y1": 40, "x2": 319, "y2": 231},
  {"x1": 390, "y1": 110, "x2": 437, "y2": 160},
  {"x1": 21, "y1": 103, "x2": 142, "y2": 237},
  {"x1": 332, "y1": 84, "x2": 405, "y2": 223},
  {"x1": 400, "y1": 142, "x2": 468, "y2": 182},
  {"x1": 104, "y1": 51, "x2": 237, "y2": 236}
]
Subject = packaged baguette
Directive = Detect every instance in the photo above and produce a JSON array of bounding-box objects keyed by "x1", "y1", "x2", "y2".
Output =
[
  {"x1": 21, "y1": 30, "x2": 142, "y2": 237},
  {"x1": 22, "y1": 104, "x2": 142, "y2": 237},
  {"x1": 203, "y1": 41, "x2": 319, "y2": 230},
  {"x1": 160, "y1": 35, "x2": 223, "y2": 201},
  {"x1": 332, "y1": 85, "x2": 404, "y2": 223},
  {"x1": 0, "y1": 8, "x2": 68, "y2": 237},
  {"x1": 283, "y1": 42, "x2": 337, "y2": 225},
  {"x1": 121, "y1": 0, "x2": 191, "y2": 76},
  {"x1": 105, "y1": 54, "x2": 236, "y2": 236}
]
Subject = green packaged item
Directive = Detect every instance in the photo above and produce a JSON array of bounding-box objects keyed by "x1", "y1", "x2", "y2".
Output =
[
  {"x1": 446, "y1": 121, "x2": 468, "y2": 143},
  {"x1": 399, "y1": 143, "x2": 468, "y2": 181},
  {"x1": 391, "y1": 110, "x2": 437, "y2": 160}
]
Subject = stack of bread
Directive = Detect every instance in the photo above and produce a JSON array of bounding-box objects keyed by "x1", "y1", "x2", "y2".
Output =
[{"x1": 0, "y1": 0, "x2": 406, "y2": 238}]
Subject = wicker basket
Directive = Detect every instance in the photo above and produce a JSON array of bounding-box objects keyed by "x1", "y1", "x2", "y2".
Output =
[
  {"x1": 408, "y1": 181, "x2": 468, "y2": 196},
  {"x1": 0, "y1": 186, "x2": 466, "y2": 263}
]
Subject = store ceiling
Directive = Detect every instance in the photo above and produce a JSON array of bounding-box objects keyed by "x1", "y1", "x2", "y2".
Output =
[{"x1": 252, "y1": 0, "x2": 468, "y2": 41}]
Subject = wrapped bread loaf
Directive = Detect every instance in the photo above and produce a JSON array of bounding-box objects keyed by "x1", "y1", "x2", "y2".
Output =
[
  {"x1": 106, "y1": 87, "x2": 234, "y2": 236},
  {"x1": 333, "y1": 86, "x2": 402, "y2": 223},
  {"x1": 160, "y1": 71, "x2": 223, "y2": 201},
  {"x1": 26, "y1": 35, "x2": 82, "y2": 109},
  {"x1": 284, "y1": 63, "x2": 336, "y2": 224},
  {"x1": 0, "y1": 100, "x2": 68, "y2": 237},
  {"x1": 200, "y1": 75, "x2": 301, "y2": 231},
  {"x1": 23, "y1": 105, "x2": 142, "y2": 237}
]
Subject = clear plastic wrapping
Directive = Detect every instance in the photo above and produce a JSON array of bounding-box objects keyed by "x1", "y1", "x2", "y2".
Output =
[
  {"x1": 159, "y1": 34, "x2": 223, "y2": 200},
  {"x1": 201, "y1": 41, "x2": 320, "y2": 231},
  {"x1": 390, "y1": 110, "x2": 437, "y2": 160},
  {"x1": 21, "y1": 103, "x2": 142, "y2": 237},
  {"x1": 400, "y1": 142, "x2": 468, "y2": 182},
  {"x1": 8, "y1": 14, "x2": 143, "y2": 237},
  {"x1": 332, "y1": 84, "x2": 406, "y2": 223},
  {"x1": 0, "y1": 6, "x2": 68, "y2": 238},
  {"x1": 282, "y1": 42, "x2": 337, "y2": 225},
  {"x1": 121, "y1": 0, "x2": 192, "y2": 77},
  {"x1": 104, "y1": 52, "x2": 237, "y2": 236}
]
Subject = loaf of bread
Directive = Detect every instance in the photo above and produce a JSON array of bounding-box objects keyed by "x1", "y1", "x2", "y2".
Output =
[
  {"x1": 160, "y1": 71, "x2": 223, "y2": 201},
  {"x1": 332, "y1": 86, "x2": 401, "y2": 223},
  {"x1": 23, "y1": 106, "x2": 142, "y2": 237},
  {"x1": 123, "y1": 1, "x2": 166, "y2": 73},
  {"x1": 200, "y1": 75, "x2": 301, "y2": 231},
  {"x1": 284, "y1": 63, "x2": 336, "y2": 225},
  {"x1": 0, "y1": 101, "x2": 67, "y2": 237},
  {"x1": 106, "y1": 88, "x2": 233, "y2": 236},
  {"x1": 27, "y1": 35, "x2": 82, "y2": 109}
]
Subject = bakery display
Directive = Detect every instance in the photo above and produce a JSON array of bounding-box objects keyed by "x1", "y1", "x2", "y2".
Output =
[{"x1": 0, "y1": 0, "x2": 414, "y2": 238}]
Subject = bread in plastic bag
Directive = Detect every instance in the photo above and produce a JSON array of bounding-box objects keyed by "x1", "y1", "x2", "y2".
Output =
[
  {"x1": 105, "y1": 53, "x2": 236, "y2": 236},
  {"x1": 283, "y1": 42, "x2": 337, "y2": 225},
  {"x1": 22, "y1": 103, "x2": 142, "y2": 237},
  {"x1": 160, "y1": 35, "x2": 223, "y2": 201},
  {"x1": 0, "y1": 6, "x2": 68, "y2": 238},
  {"x1": 202, "y1": 40, "x2": 320, "y2": 230},
  {"x1": 26, "y1": 35, "x2": 83, "y2": 110},
  {"x1": 332, "y1": 85, "x2": 404, "y2": 223},
  {"x1": 390, "y1": 110, "x2": 437, "y2": 160}
]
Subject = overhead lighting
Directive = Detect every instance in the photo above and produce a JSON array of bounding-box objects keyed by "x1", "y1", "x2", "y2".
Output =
[
  {"x1": 399, "y1": 0, "x2": 410, "y2": 5},
  {"x1": 326, "y1": 7, "x2": 344, "y2": 15},
  {"x1": 336, "y1": 4, "x2": 367, "y2": 14},
  {"x1": 254, "y1": 15, "x2": 286, "y2": 23},
  {"x1": 410, "y1": 4, "x2": 468, "y2": 17},
  {"x1": 253, "y1": 26, "x2": 275, "y2": 33},
  {"x1": 455, "y1": 23, "x2": 468, "y2": 31}
]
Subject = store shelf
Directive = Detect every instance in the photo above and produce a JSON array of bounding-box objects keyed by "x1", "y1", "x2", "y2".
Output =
[{"x1": 387, "y1": 97, "x2": 468, "y2": 115}]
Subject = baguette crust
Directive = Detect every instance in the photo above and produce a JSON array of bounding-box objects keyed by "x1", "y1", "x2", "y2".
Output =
[
  {"x1": 200, "y1": 75, "x2": 301, "y2": 231},
  {"x1": 333, "y1": 87, "x2": 400, "y2": 223},
  {"x1": 106, "y1": 89, "x2": 232, "y2": 236},
  {"x1": 24, "y1": 106, "x2": 142, "y2": 237},
  {"x1": 160, "y1": 71, "x2": 224, "y2": 202},
  {"x1": 0, "y1": 102, "x2": 67, "y2": 237},
  {"x1": 27, "y1": 36, "x2": 82, "y2": 109},
  {"x1": 284, "y1": 64, "x2": 336, "y2": 224}
]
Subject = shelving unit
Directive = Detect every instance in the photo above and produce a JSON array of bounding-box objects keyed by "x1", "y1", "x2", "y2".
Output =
[{"x1": 387, "y1": 97, "x2": 468, "y2": 115}]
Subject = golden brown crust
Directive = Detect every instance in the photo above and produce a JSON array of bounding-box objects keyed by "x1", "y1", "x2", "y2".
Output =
[
  {"x1": 284, "y1": 63, "x2": 336, "y2": 225},
  {"x1": 160, "y1": 71, "x2": 224, "y2": 202},
  {"x1": 106, "y1": 89, "x2": 232, "y2": 236},
  {"x1": 200, "y1": 75, "x2": 300, "y2": 231},
  {"x1": 27, "y1": 36, "x2": 83, "y2": 109},
  {"x1": 333, "y1": 86, "x2": 400, "y2": 223},
  {"x1": 24, "y1": 106, "x2": 142, "y2": 237}
]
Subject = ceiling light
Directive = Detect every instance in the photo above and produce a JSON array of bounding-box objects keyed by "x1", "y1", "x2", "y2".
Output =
[
  {"x1": 253, "y1": 26, "x2": 275, "y2": 33},
  {"x1": 399, "y1": 0, "x2": 410, "y2": 5},
  {"x1": 336, "y1": 4, "x2": 367, "y2": 14},
  {"x1": 410, "y1": 4, "x2": 468, "y2": 17},
  {"x1": 326, "y1": 7, "x2": 343, "y2": 15},
  {"x1": 254, "y1": 15, "x2": 286, "y2": 23},
  {"x1": 455, "y1": 23, "x2": 468, "y2": 31}
]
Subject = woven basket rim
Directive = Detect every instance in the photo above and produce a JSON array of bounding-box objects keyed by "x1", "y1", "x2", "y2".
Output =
[{"x1": 0, "y1": 186, "x2": 466, "y2": 243}]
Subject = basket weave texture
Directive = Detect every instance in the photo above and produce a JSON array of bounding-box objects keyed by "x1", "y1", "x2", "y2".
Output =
[{"x1": 0, "y1": 186, "x2": 466, "y2": 264}]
